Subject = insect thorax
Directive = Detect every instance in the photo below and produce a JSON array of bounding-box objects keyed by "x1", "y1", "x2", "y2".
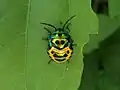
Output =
[{"x1": 48, "y1": 30, "x2": 73, "y2": 50}]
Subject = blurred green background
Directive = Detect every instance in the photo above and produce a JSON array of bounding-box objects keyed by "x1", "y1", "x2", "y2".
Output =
[
  {"x1": 79, "y1": 16, "x2": 120, "y2": 90},
  {"x1": 79, "y1": 0, "x2": 120, "y2": 90}
]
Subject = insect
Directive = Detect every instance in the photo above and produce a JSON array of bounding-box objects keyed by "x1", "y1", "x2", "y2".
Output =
[{"x1": 41, "y1": 15, "x2": 76, "y2": 64}]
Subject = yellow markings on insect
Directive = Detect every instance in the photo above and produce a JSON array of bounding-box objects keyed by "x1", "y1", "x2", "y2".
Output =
[
  {"x1": 48, "y1": 46, "x2": 72, "y2": 63},
  {"x1": 52, "y1": 39, "x2": 68, "y2": 48}
]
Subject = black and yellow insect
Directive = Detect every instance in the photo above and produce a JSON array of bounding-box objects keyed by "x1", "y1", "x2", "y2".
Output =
[{"x1": 41, "y1": 15, "x2": 76, "y2": 64}]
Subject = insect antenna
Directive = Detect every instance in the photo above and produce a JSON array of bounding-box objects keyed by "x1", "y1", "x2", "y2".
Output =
[
  {"x1": 62, "y1": 15, "x2": 76, "y2": 30},
  {"x1": 43, "y1": 27, "x2": 52, "y2": 34},
  {"x1": 40, "y1": 22, "x2": 57, "y2": 31}
]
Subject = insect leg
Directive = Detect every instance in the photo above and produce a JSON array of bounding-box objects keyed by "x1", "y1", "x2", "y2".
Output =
[
  {"x1": 42, "y1": 37, "x2": 48, "y2": 41},
  {"x1": 67, "y1": 60, "x2": 70, "y2": 63},
  {"x1": 48, "y1": 59, "x2": 52, "y2": 64},
  {"x1": 72, "y1": 43, "x2": 77, "y2": 46}
]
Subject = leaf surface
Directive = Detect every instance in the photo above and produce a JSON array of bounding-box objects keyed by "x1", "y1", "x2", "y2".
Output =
[{"x1": 26, "y1": 0, "x2": 98, "y2": 90}]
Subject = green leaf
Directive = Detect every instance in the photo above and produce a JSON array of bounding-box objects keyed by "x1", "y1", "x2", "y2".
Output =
[
  {"x1": 109, "y1": 0, "x2": 120, "y2": 18},
  {"x1": 0, "y1": 0, "x2": 98, "y2": 90},
  {"x1": 83, "y1": 15, "x2": 120, "y2": 54},
  {"x1": 98, "y1": 28, "x2": 120, "y2": 90},
  {"x1": 26, "y1": 0, "x2": 98, "y2": 90},
  {"x1": 0, "y1": 0, "x2": 27, "y2": 89},
  {"x1": 79, "y1": 27, "x2": 120, "y2": 90}
]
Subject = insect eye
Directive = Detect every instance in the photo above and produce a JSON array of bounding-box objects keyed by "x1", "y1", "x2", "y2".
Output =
[
  {"x1": 61, "y1": 40, "x2": 65, "y2": 44},
  {"x1": 55, "y1": 40, "x2": 59, "y2": 44}
]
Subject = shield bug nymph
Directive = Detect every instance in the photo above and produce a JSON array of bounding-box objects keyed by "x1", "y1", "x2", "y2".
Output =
[{"x1": 41, "y1": 15, "x2": 76, "y2": 64}]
